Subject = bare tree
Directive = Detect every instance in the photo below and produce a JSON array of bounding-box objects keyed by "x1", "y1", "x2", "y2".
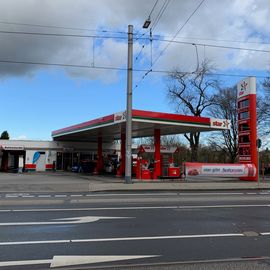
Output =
[
  {"x1": 260, "y1": 77, "x2": 270, "y2": 136},
  {"x1": 166, "y1": 60, "x2": 218, "y2": 161},
  {"x1": 209, "y1": 82, "x2": 269, "y2": 163},
  {"x1": 210, "y1": 86, "x2": 238, "y2": 163}
]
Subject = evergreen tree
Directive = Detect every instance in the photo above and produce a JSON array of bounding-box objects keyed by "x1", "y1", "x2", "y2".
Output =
[{"x1": 0, "y1": 131, "x2": 10, "y2": 140}]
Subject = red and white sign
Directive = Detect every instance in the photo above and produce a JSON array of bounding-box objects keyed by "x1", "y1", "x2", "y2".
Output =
[
  {"x1": 138, "y1": 145, "x2": 179, "y2": 154},
  {"x1": 114, "y1": 111, "x2": 126, "y2": 123},
  {"x1": 237, "y1": 77, "x2": 256, "y2": 98},
  {"x1": 0, "y1": 145, "x2": 24, "y2": 151},
  {"x1": 210, "y1": 118, "x2": 231, "y2": 130},
  {"x1": 185, "y1": 162, "x2": 256, "y2": 178}
]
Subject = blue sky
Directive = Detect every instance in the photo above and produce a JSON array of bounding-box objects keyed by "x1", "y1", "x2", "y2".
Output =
[{"x1": 0, "y1": 0, "x2": 269, "y2": 142}]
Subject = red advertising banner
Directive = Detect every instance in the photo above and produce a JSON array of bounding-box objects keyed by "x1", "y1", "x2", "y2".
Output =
[{"x1": 185, "y1": 162, "x2": 256, "y2": 178}]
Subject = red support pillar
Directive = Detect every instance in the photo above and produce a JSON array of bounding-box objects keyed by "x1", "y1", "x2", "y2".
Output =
[
  {"x1": 153, "y1": 129, "x2": 161, "y2": 179},
  {"x1": 97, "y1": 136, "x2": 103, "y2": 174},
  {"x1": 117, "y1": 133, "x2": 126, "y2": 177}
]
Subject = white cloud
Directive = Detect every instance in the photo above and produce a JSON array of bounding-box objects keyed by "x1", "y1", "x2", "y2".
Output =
[
  {"x1": 0, "y1": 0, "x2": 269, "y2": 81},
  {"x1": 12, "y1": 135, "x2": 28, "y2": 140}
]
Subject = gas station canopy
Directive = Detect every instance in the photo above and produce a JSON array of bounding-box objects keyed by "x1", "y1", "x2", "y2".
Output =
[{"x1": 52, "y1": 109, "x2": 231, "y2": 142}]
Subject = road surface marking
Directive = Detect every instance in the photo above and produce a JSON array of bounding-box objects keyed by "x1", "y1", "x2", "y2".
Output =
[
  {"x1": 54, "y1": 195, "x2": 67, "y2": 197},
  {"x1": 0, "y1": 233, "x2": 244, "y2": 246},
  {"x1": 21, "y1": 195, "x2": 35, "y2": 198},
  {"x1": 260, "y1": 232, "x2": 270, "y2": 235},
  {"x1": 37, "y1": 195, "x2": 51, "y2": 198},
  {"x1": 0, "y1": 259, "x2": 52, "y2": 267},
  {"x1": 0, "y1": 216, "x2": 132, "y2": 226},
  {"x1": 50, "y1": 255, "x2": 158, "y2": 268},
  {"x1": 0, "y1": 255, "x2": 158, "y2": 268},
  {"x1": 1, "y1": 204, "x2": 269, "y2": 213},
  {"x1": 85, "y1": 193, "x2": 178, "y2": 197},
  {"x1": 5, "y1": 195, "x2": 18, "y2": 198},
  {"x1": 1, "y1": 192, "x2": 258, "y2": 199},
  {"x1": 0, "y1": 240, "x2": 69, "y2": 245},
  {"x1": 179, "y1": 192, "x2": 244, "y2": 196}
]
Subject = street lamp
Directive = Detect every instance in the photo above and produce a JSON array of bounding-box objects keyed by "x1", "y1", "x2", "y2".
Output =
[{"x1": 143, "y1": 18, "x2": 151, "y2": 29}]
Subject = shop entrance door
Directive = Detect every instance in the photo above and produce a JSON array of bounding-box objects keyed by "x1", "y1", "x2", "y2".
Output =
[{"x1": 36, "y1": 152, "x2": 46, "y2": 171}]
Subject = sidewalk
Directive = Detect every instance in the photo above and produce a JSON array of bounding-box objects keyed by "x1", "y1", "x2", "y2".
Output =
[
  {"x1": 0, "y1": 172, "x2": 269, "y2": 193},
  {"x1": 85, "y1": 175, "x2": 270, "y2": 192}
]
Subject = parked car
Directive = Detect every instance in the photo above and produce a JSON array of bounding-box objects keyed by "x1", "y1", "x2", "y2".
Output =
[{"x1": 71, "y1": 160, "x2": 97, "y2": 173}]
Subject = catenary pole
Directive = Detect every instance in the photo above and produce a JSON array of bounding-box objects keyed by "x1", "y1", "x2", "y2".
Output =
[{"x1": 125, "y1": 25, "x2": 133, "y2": 184}]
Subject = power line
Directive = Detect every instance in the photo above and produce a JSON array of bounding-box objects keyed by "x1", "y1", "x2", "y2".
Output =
[
  {"x1": 0, "y1": 29, "x2": 127, "y2": 40},
  {"x1": 151, "y1": 0, "x2": 171, "y2": 31},
  {"x1": 135, "y1": 0, "x2": 206, "y2": 89},
  {"x1": 0, "y1": 59, "x2": 268, "y2": 79},
  {"x1": 149, "y1": 0, "x2": 159, "y2": 18},
  {"x1": 1, "y1": 28, "x2": 270, "y2": 55},
  {"x1": 0, "y1": 20, "x2": 127, "y2": 35},
  {"x1": 168, "y1": 35, "x2": 270, "y2": 46},
  {"x1": 152, "y1": 0, "x2": 206, "y2": 67},
  {"x1": 134, "y1": 0, "x2": 160, "y2": 61},
  {"x1": 153, "y1": 38, "x2": 270, "y2": 53}
]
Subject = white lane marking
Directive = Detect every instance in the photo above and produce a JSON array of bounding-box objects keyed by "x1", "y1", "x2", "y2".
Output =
[
  {"x1": 5, "y1": 195, "x2": 18, "y2": 198},
  {"x1": 0, "y1": 255, "x2": 158, "y2": 268},
  {"x1": 0, "y1": 233, "x2": 244, "y2": 246},
  {"x1": 0, "y1": 216, "x2": 132, "y2": 226},
  {"x1": 50, "y1": 255, "x2": 159, "y2": 268},
  {"x1": 0, "y1": 240, "x2": 69, "y2": 246},
  {"x1": 70, "y1": 195, "x2": 83, "y2": 197},
  {"x1": 85, "y1": 193, "x2": 178, "y2": 197},
  {"x1": 37, "y1": 195, "x2": 51, "y2": 198},
  {"x1": 54, "y1": 195, "x2": 67, "y2": 197},
  {"x1": 1, "y1": 204, "x2": 269, "y2": 213},
  {"x1": 260, "y1": 232, "x2": 270, "y2": 235},
  {"x1": 72, "y1": 233, "x2": 244, "y2": 243},
  {"x1": 0, "y1": 259, "x2": 52, "y2": 267},
  {"x1": 21, "y1": 195, "x2": 35, "y2": 198},
  {"x1": 179, "y1": 192, "x2": 244, "y2": 196},
  {"x1": 246, "y1": 193, "x2": 257, "y2": 195}
]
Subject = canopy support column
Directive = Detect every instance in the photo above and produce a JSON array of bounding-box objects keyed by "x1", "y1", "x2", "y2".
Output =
[
  {"x1": 153, "y1": 129, "x2": 161, "y2": 179},
  {"x1": 117, "y1": 133, "x2": 126, "y2": 177},
  {"x1": 97, "y1": 136, "x2": 103, "y2": 174}
]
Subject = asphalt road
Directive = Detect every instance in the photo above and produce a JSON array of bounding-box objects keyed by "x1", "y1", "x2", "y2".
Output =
[{"x1": 1, "y1": 191, "x2": 270, "y2": 269}]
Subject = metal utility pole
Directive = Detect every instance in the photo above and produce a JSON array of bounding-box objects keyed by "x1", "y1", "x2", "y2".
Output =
[{"x1": 125, "y1": 25, "x2": 133, "y2": 184}]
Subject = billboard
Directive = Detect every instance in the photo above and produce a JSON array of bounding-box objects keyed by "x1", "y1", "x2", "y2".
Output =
[{"x1": 185, "y1": 162, "x2": 256, "y2": 178}]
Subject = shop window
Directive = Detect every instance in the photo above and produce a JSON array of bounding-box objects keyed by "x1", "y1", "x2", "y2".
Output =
[
  {"x1": 239, "y1": 111, "x2": 250, "y2": 120},
  {"x1": 238, "y1": 99, "x2": 249, "y2": 109}
]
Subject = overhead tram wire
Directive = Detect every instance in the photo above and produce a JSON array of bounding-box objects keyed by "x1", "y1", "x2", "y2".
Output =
[
  {"x1": 135, "y1": 0, "x2": 206, "y2": 89},
  {"x1": 1, "y1": 29, "x2": 269, "y2": 54},
  {"x1": 135, "y1": 0, "x2": 171, "y2": 83},
  {"x1": 151, "y1": 0, "x2": 171, "y2": 31},
  {"x1": 0, "y1": 29, "x2": 127, "y2": 40},
  {"x1": 0, "y1": 20, "x2": 127, "y2": 35},
  {"x1": 151, "y1": 0, "x2": 206, "y2": 68},
  {"x1": 0, "y1": 59, "x2": 268, "y2": 79},
  {"x1": 151, "y1": 38, "x2": 270, "y2": 53},
  {"x1": 134, "y1": 0, "x2": 160, "y2": 62},
  {"x1": 149, "y1": 0, "x2": 160, "y2": 18}
]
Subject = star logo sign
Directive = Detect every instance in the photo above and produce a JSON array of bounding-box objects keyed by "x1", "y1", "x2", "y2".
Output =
[
  {"x1": 241, "y1": 81, "x2": 248, "y2": 91},
  {"x1": 223, "y1": 120, "x2": 230, "y2": 128},
  {"x1": 239, "y1": 81, "x2": 248, "y2": 96}
]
